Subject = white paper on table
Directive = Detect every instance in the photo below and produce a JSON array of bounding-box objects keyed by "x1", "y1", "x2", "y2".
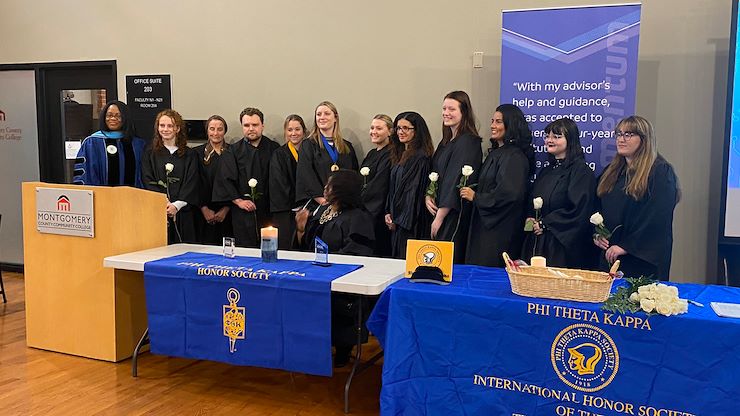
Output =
[
  {"x1": 710, "y1": 302, "x2": 740, "y2": 318},
  {"x1": 65, "y1": 141, "x2": 82, "y2": 159}
]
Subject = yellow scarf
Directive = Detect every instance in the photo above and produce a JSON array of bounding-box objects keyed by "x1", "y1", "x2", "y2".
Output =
[{"x1": 288, "y1": 142, "x2": 299, "y2": 162}]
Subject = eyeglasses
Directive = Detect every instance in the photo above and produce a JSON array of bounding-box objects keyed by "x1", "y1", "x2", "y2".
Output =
[
  {"x1": 615, "y1": 131, "x2": 639, "y2": 140},
  {"x1": 396, "y1": 126, "x2": 415, "y2": 132},
  {"x1": 105, "y1": 114, "x2": 122, "y2": 120}
]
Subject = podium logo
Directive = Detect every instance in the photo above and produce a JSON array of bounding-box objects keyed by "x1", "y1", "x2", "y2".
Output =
[
  {"x1": 56, "y1": 195, "x2": 71, "y2": 211},
  {"x1": 223, "y1": 288, "x2": 246, "y2": 353},
  {"x1": 551, "y1": 324, "x2": 619, "y2": 392}
]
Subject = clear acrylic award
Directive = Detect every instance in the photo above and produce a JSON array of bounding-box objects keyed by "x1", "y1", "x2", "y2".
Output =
[
  {"x1": 223, "y1": 237, "x2": 236, "y2": 258},
  {"x1": 313, "y1": 237, "x2": 330, "y2": 266}
]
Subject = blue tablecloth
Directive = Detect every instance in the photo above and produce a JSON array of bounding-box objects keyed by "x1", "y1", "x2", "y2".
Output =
[
  {"x1": 144, "y1": 252, "x2": 362, "y2": 376},
  {"x1": 367, "y1": 265, "x2": 740, "y2": 415}
]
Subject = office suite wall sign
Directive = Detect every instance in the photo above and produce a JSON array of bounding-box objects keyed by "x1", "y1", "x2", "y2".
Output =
[{"x1": 36, "y1": 187, "x2": 94, "y2": 237}]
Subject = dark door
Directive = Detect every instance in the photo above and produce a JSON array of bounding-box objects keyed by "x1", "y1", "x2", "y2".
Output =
[{"x1": 38, "y1": 63, "x2": 117, "y2": 183}]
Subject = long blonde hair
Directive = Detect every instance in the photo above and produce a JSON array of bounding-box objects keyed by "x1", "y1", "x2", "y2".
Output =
[
  {"x1": 309, "y1": 101, "x2": 349, "y2": 154},
  {"x1": 597, "y1": 115, "x2": 657, "y2": 200}
]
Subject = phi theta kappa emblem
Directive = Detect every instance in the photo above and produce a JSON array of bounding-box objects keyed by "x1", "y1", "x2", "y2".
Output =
[{"x1": 223, "y1": 288, "x2": 246, "y2": 353}]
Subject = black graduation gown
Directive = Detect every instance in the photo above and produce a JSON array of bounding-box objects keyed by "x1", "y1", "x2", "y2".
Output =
[
  {"x1": 300, "y1": 206, "x2": 375, "y2": 256},
  {"x1": 465, "y1": 144, "x2": 529, "y2": 267},
  {"x1": 141, "y1": 145, "x2": 200, "y2": 244},
  {"x1": 521, "y1": 157, "x2": 597, "y2": 269},
  {"x1": 360, "y1": 146, "x2": 392, "y2": 257},
  {"x1": 299, "y1": 206, "x2": 375, "y2": 349},
  {"x1": 431, "y1": 133, "x2": 482, "y2": 263},
  {"x1": 597, "y1": 156, "x2": 678, "y2": 280},
  {"x1": 253, "y1": 136, "x2": 280, "y2": 229},
  {"x1": 269, "y1": 144, "x2": 298, "y2": 250},
  {"x1": 386, "y1": 153, "x2": 432, "y2": 258},
  {"x1": 212, "y1": 139, "x2": 263, "y2": 248},
  {"x1": 295, "y1": 138, "x2": 360, "y2": 203},
  {"x1": 193, "y1": 143, "x2": 233, "y2": 245}
]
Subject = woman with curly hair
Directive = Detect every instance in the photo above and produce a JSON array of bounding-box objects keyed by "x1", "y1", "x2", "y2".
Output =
[{"x1": 142, "y1": 109, "x2": 199, "y2": 244}]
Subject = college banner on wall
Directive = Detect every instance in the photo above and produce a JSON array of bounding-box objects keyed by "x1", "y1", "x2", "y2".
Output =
[
  {"x1": 500, "y1": 3, "x2": 641, "y2": 175},
  {"x1": 0, "y1": 70, "x2": 40, "y2": 265}
]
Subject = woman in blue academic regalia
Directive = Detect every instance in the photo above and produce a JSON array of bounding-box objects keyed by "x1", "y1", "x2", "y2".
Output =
[{"x1": 74, "y1": 100, "x2": 146, "y2": 187}]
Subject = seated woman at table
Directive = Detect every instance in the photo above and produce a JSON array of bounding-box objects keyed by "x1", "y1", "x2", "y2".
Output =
[
  {"x1": 194, "y1": 115, "x2": 232, "y2": 245},
  {"x1": 295, "y1": 169, "x2": 375, "y2": 256},
  {"x1": 74, "y1": 100, "x2": 146, "y2": 187},
  {"x1": 142, "y1": 109, "x2": 200, "y2": 244},
  {"x1": 521, "y1": 118, "x2": 596, "y2": 268},
  {"x1": 361, "y1": 114, "x2": 393, "y2": 257},
  {"x1": 593, "y1": 115, "x2": 680, "y2": 280},
  {"x1": 295, "y1": 169, "x2": 375, "y2": 367},
  {"x1": 462, "y1": 104, "x2": 533, "y2": 267},
  {"x1": 385, "y1": 111, "x2": 434, "y2": 258}
]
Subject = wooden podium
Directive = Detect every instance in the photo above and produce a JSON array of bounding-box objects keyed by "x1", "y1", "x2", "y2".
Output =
[{"x1": 22, "y1": 182, "x2": 167, "y2": 361}]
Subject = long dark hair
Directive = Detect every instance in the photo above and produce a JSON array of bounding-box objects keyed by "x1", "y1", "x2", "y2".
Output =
[
  {"x1": 98, "y1": 100, "x2": 136, "y2": 141},
  {"x1": 441, "y1": 91, "x2": 479, "y2": 145},
  {"x1": 326, "y1": 169, "x2": 364, "y2": 210},
  {"x1": 544, "y1": 117, "x2": 583, "y2": 164},
  {"x1": 390, "y1": 111, "x2": 434, "y2": 165},
  {"x1": 494, "y1": 104, "x2": 535, "y2": 176}
]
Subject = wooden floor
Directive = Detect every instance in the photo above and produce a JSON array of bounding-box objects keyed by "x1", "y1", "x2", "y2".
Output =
[{"x1": 0, "y1": 272, "x2": 383, "y2": 415}]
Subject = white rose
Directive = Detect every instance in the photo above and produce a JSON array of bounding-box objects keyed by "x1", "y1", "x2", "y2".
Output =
[
  {"x1": 629, "y1": 292, "x2": 641, "y2": 303},
  {"x1": 665, "y1": 285, "x2": 679, "y2": 298},
  {"x1": 589, "y1": 212, "x2": 604, "y2": 225},
  {"x1": 640, "y1": 298, "x2": 656, "y2": 313},
  {"x1": 656, "y1": 293, "x2": 674, "y2": 306},
  {"x1": 164, "y1": 163, "x2": 174, "y2": 174},
  {"x1": 461, "y1": 165, "x2": 474, "y2": 177},
  {"x1": 429, "y1": 172, "x2": 439, "y2": 182},
  {"x1": 670, "y1": 299, "x2": 688, "y2": 315},
  {"x1": 106, "y1": 144, "x2": 118, "y2": 155},
  {"x1": 655, "y1": 301, "x2": 672, "y2": 316},
  {"x1": 360, "y1": 167, "x2": 370, "y2": 176},
  {"x1": 248, "y1": 178, "x2": 258, "y2": 188},
  {"x1": 533, "y1": 197, "x2": 543, "y2": 210},
  {"x1": 637, "y1": 283, "x2": 655, "y2": 297}
]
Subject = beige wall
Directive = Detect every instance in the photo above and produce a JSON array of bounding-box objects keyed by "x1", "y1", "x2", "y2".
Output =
[{"x1": 0, "y1": 0, "x2": 732, "y2": 283}]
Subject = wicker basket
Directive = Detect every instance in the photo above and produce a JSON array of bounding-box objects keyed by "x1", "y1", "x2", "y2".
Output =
[{"x1": 502, "y1": 253, "x2": 617, "y2": 303}]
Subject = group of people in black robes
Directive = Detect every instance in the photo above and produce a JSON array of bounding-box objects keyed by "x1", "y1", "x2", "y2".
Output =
[{"x1": 75, "y1": 97, "x2": 680, "y2": 281}]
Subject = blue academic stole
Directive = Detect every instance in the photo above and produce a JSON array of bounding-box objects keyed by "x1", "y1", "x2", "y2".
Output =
[{"x1": 320, "y1": 134, "x2": 339, "y2": 170}]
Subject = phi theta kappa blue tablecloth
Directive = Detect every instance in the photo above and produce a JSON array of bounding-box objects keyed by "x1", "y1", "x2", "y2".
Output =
[
  {"x1": 144, "y1": 252, "x2": 362, "y2": 376},
  {"x1": 367, "y1": 265, "x2": 740, "y2": 416}
]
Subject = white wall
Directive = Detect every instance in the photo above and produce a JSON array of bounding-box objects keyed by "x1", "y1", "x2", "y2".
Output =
[{"x1": 0, "y1": 0, "x2": 732, "y2": 283}]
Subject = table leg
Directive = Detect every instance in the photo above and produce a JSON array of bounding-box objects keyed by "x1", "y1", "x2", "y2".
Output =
[
  {"x1": 343, "y1": 295, "x2": 384, "y2": 414},
  {"x1": 132, "y1": 327, "x2": 150, "y2": 378}
]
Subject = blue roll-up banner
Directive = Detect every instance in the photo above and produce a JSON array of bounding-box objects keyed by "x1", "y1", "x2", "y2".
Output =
[{"x1": 500, "y1": 3, "x2": 642, "y2": 175}]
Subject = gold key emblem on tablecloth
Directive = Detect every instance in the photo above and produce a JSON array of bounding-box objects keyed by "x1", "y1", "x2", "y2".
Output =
[{"x1": 223, "y1": 288, "x2": 246, "y2": 353}]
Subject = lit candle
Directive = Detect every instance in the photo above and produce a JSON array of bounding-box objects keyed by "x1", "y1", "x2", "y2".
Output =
[
  {"x1": 531, "y1": 256, "x2": 546, "y2": 268},
  {"x1": 261, "y1": 226, "x2": 278, "y2": 262}
]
